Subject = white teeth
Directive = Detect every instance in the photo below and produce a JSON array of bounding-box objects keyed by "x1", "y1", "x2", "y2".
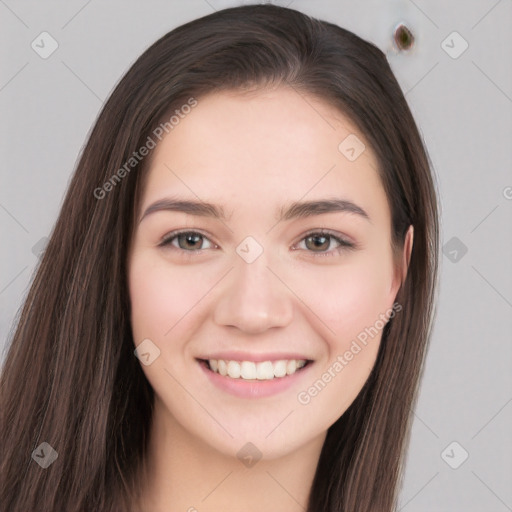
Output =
[
  {"x1": 256, "y1": 361, "x2": 274, "y2": 380},
  {"x1": 206, "y1": 358, "x2": 308, "y2": 380},
  {"x1": 227, "y1": 360, "x2": 241, "y2": 378},
  {"x1": 218, "y1": 359, "x2": 227, "y2": 376},
  {"x1": 273, "y1": 360, "x2": 287, "y2": 378},
  {"x1": 240, "y1": 361, "x2": 257, "y2": 379},
  {"x1": 286, "y1": 360, "x2": 297, "y2": 375}
]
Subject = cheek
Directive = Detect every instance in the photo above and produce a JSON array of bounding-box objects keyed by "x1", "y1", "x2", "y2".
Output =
[
  {"x1": 290, "y1": 254, "x2": 393, "y2": 346},
  {"x1": 292, "y1": 263, "x2": 391, "y2": 425},
  {"x1": 128, "y1": 253, "x2": 197, "y2": 344},
  {"x1": 128, "y1": 254, "x2": 205, "y2": 404}
]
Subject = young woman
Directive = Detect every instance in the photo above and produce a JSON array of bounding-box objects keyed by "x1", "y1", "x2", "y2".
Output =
[{"x1": 0, "y1": 4, "x2": 439, "y2": 511}]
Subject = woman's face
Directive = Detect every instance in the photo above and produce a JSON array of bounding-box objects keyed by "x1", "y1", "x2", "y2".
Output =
[{"x1": 127, "y1": 86, "x2": 409, "y2": 460}]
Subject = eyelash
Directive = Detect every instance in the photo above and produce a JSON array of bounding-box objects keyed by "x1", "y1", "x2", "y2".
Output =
[{"x1": 158, "y1": 229, "x2": 356, "y2": 258}]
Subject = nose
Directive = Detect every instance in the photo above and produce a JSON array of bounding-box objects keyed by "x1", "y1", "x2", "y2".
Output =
[{"x1": 213, "y1": 251, "x2": 294, "y2": 334}]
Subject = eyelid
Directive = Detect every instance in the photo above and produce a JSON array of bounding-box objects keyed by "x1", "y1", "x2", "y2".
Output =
[{"x1": 295, "y1": 228, "x2": 355, "y2": 247}]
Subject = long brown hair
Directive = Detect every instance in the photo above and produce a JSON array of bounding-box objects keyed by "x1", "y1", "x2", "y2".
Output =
[{"x1": 1, "y1": 5, "x2": 439, "y2": 511}]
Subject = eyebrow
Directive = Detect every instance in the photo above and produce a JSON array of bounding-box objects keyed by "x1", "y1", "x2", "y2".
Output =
[{"x1": 139, "y1": 197, "x2": 371, "y2": 224}]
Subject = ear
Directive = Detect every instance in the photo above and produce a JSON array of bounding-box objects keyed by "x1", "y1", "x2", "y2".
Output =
[
  {"x1": 401, "y1": 224, "x2": 414, "y2": 284},
  {"x1": 389, "y1": 225, "x2": 414, "y2": 304}
]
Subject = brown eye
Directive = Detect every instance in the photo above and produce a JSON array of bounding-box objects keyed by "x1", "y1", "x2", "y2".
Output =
[
  {"x1": 297, "y1": 231, "x2": 355, "y2": 258},
  {"x1": 176, "y1": 232, "x2": 203, "y2": 250},
  {"x1": 305, "y1": 234, "x2": 331, "y2": 252},
  {"x1": 159, "y1": 229, "x2": 355, "y2": 259},
  {"x1": 159, "y1": 231, "x2": 214, "y2": 252}
]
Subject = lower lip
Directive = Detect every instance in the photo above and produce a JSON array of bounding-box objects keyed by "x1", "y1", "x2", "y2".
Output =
[{"x1": 197, "y1": 359, "x2": 313, "y2": 399}]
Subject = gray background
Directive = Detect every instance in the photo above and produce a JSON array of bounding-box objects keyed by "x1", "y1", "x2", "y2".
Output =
[{"x1": 1, "y1": 0, "x2": 511, "y2": 510}]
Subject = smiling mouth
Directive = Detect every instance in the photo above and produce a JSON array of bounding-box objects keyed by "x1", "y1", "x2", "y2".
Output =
[{"x1": 197, "y1": 358, "x2": 313, "y2": 381}]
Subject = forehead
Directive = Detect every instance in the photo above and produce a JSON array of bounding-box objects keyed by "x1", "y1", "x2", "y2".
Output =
[
  {"x1": 139, "y1": 86, "x2": 387, "y2": 223},
  {"x1": 152, "y1": 86, "x2": 376, "y2": 164}
]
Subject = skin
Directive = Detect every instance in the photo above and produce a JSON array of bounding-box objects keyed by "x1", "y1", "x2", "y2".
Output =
[{"x1": 127, "y1": 86, "x2": 413, "y2": 511}]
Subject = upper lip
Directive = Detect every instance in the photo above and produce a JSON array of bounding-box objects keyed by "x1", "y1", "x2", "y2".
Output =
[{"x1": 197, "y1": 351, "x2": 313, "y2": 363}]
